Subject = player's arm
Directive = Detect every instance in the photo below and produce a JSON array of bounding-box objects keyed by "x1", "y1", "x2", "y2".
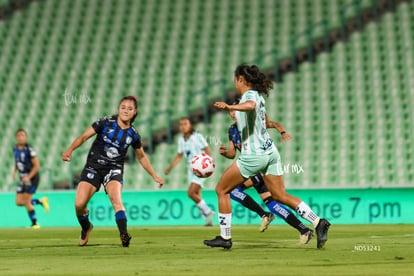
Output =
[
  {"x1": 203, "y1": 146, "x2": 211, "y2": 156},
  {"x1": 12, "y1": 164, "x2": 17, "y2": 180},
  {"x1": 219, "y1": 141, "x2": 236, "y2": 159},
  {"x1": 164, "y1": 153, "x2": 183, "y2": 175},
  {"x1": 135, "y1": 147, "x2": 164, "y2": 188},
  {"x1": 214, "y1": 100, "x2": 256, "y2": 111},
  {"x1": 61, "y1": 126, "x2": 96, "y2": 161},
  {"x1": 265, "y1": 114, "x2": 293, "y2": 142}
]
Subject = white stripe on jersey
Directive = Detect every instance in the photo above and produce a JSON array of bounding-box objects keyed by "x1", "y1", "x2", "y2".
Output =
[{"x1": 235, "y1": 90, "x2": 275, "y2": 155}]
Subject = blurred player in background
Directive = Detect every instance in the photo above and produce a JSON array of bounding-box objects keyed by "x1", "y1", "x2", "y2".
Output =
[
  {"x1": 165, "y1": 117, "x2": 215, "y2": 226},
  {"x1": 220, "y1": 104, "x2": 314, "y2": 243},
  {"x1": 62, "y1": 96, "x2": 164, "y2": 247},
  {"x1": 13, "y1": 129, "x2": 49, "y2": 228},
  {"x1": 205, "y1": 64, "x2": 330, "y2": 249}
]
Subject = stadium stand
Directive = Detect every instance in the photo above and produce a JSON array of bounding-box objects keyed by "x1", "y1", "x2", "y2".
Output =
[{"x1": 0, "y1": 0, "x2": 412, "y2": 191}]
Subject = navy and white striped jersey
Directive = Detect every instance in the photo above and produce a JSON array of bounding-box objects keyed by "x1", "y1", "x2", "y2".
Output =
[{"x1": 87, "y1": 115, "x2": 142, "y2": 168}]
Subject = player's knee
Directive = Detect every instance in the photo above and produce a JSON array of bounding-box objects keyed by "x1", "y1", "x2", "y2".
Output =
[{"x1": 74, "y1": 200, "x2": 87, "y2": 212}]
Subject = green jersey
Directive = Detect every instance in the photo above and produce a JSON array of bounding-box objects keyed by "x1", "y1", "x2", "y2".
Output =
[{"x1": 235, "y1": 90, "x2": 275, "y2": 155}]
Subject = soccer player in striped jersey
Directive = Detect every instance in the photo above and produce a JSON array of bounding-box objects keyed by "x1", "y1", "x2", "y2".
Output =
[
  {"x1": 221, "y1": 107, "x2": 314, "y2": 243},
  {"x1": 62, "y1": 96, "x2": 163, "y2": 247},
  {"x1": 165, "y1": 117, "x2": 215, "y2": 226},
  {"x1": 13, "y1": 129, "x2": 49, "y2": 228},
  {"x1": 205, "y1": 64, "x2": 330, "y2": 249}
]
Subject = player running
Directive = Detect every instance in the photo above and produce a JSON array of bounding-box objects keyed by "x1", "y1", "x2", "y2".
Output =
[
  {"x1": 13, "y1": 129, "x2": 49, "y2": 228},
  {"x1": 165, "y1": 117, "x2": 215, "y2": 226},
  {"x1": 204, "y1": 64, "x2": 330, "y2": 249},
  {"x1": 62, "y1": 96, "x2": 163, "y2": 247},
  {"x1": 221, "y1": 106, "x2": 314, "y2": 243}
]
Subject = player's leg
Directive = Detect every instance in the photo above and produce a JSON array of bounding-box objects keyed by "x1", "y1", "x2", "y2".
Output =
[
  {"x1": 29, "y1": 176, "x2": 49, "y2": 212},
  {"x1": 262, "y1": 151, "x2": 330, "y2": 248},
  {"x1": 251, "y1": 174, "x2": 313, "y2": 242},
  {"x1": 230, "y1": 183, "x2": 274, "y2": 232},
  {"x1": 204, "y1": 162, "x2": 246, "y2": 249},
  {"x1": 75, "y1": 181, "x2": 96, "y2": 246},
  {"x1": 263, "y1": 174, "x2": 330, "y2": 248},
  {"x1": 187, "y1": 173, "x2": 214, "y2": 226},
  {"x1": 16, "y1": 191, "x2": 38, "y2": 227},
  {"x1": 106, "y1": 180, "x2": 131, "y2": 247}
]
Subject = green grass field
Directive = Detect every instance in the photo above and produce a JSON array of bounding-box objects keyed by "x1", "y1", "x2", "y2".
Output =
[{"x1": 0, "y1": 225, "x2": 413, "y2": 275}]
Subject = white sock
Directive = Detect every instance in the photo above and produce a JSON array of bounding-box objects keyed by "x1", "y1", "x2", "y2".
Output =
[
  {"x1": 197, "y1": 199, "x2": 212, "y2": 216},
  {"x1": 296, "y1": 201, "x2": 320, "y2": 228},
  {"x1": 218, "y1": 213, "x2": 232, "y2": 239}
]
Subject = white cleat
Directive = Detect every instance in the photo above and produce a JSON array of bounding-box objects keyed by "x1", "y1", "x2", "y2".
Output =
[
  {"x1": 204, "y1": 211, "x2": 215, "y2": 226},
  {"x1": 299, "y1": 229, "x2": 314, "y2": 244},
  {"x1": 260, "y1": 213, "x2": 275, "y2": 232}
]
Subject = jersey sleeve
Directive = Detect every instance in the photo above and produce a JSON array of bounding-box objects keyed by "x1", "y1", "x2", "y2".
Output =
[
  {"x1": 228, "y1": 125, "x2": 235, "y2": 141},
  {"x1": 243, "y1": 90, "x2": 257, "y2": 102},
  {"x1": 91, "y1": 117, "x2": 108, "y2": 133},
  {"x1": 177, "y1": 137, "x2": 183, "y2": 154},
  {"x1": 28, "y1": 146, "x2": 37, "y2": 158},
  {"x1": 131, "y1": 133, "x2": 142, "y2": 149}
]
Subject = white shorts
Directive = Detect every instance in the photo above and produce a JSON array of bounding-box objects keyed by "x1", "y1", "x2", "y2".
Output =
[{"x1": 187, "y1": 167, "x2": 205, "y2": 187}]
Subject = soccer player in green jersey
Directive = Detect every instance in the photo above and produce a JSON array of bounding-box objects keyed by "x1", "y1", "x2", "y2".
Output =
[{"x1": 204, "y1": 64, "x2": 330, "y2": 249}]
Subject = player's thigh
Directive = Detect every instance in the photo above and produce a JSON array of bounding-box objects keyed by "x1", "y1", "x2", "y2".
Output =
[
  {"x1": 106, "y1": 180, "x2": 122, "y2": 200},
  {"x1": 262, "y1": 174, "x2": 287, "y2": 200},
  {"x1": 106, "y1": 180, "x2": 125, "y2": 211},
  {"x1": 216, "y1": 162, "x2": 246, "y2": 194},
  {"x1": 15, "y1": 192, "x2": 30, "y2": 205},
  {"x1": 75, "y1": 181, "x2": 97, "y2": 208},
  {"x1": 262, "y1": 174, "x2": 301, "y2": 207}
]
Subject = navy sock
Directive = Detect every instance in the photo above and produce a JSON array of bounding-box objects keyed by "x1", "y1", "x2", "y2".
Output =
[
  {"x1": 115, "y1": 210, "x2": 128, "y2": 235},
  {"x1": 28, "y1": 210, "x2": 37, "y2": 225},
  {"x1": 230, "y1": 186, "x2": 266, "y2": 217},
  {"x1": 77, "y1": 212, "x2": 91, "y2": 232},
  {"x1": 31, "y1": 199, "x2": 41, "y2": 205},
  {"x1": 264, "y1": 197, "x2": 309, "y2": 234}
]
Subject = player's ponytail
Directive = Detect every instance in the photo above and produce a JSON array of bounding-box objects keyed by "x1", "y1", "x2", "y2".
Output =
[
  {"x1": 119, "y1": 96, "x2": 138, "y2": 123},
  {"x1": 234, "y1": 64, "x2": 273, "y2": 97}
]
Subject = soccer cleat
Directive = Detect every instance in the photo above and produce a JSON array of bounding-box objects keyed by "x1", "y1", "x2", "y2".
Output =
[
  {"x1": 41, "y1": 197, "x2": 50, "y2": 213},
  {"x1": 259, "y1": 212, "x2": 275, "y2": 232},
  {"x1": 31, "y1": 223, "x2": 40, "y2": 229},
  {"x1": 203, "y1": 236, "x2": 232, "y2": 249},
  {"x1": 120, "y1": 233, "x2": 132, "y2": 247},
  {"x1": 299, "y1": 229, "x2": 314, "y2": 244},
  {"x1": 315, "y1": 219, "x2": 331, "y2": 249},
  {"x1": 79, "y1": 223, "x2": 93, "y2": 246},
  {"x1": 204, "y1": 211, "x2": 215, "y2": 226}
]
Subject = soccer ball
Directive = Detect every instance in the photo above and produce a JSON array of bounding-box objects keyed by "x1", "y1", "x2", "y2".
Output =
[{"x1": 191, "y1": 153, "x2": 215, "y2": 178}]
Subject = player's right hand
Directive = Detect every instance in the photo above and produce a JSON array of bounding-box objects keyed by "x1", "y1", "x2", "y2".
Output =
[
  {"x1": 164, "y1": 168, "x2": 170, "y2": 175},
  {"x1": 61, "y1": 151, "x2": 72, "y2": 162}
]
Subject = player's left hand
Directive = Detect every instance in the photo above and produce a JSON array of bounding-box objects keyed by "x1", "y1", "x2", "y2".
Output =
[
  {"x1": 21, "y1": 176, "x2": 30, "y2": 183},
  {"x1": 214, "y1": 102, "x2": 229, "y2": 110},
  {"x1": 281, "y1": 132, "x2": 293, "y2": 142},
  {"x1": 153, "y1": 175, "x2": 164, "y2": 188}
]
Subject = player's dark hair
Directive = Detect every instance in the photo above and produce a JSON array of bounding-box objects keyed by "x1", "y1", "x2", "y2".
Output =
[
  {"x1": 179, "y1": 117, "x2": 195, "y2": 134},
  {"x1": 119, "y1": 96, "x2": 138, "y2": 123},
  {"x1": 229, "y1": 96, "x2": 240, "y2": 105},
  {"x1": 15, "y1": 128, "x2": 27, "y2": 135},
  {"x1": 234, "y1": 64, "x2": 273, "y2": 97}
]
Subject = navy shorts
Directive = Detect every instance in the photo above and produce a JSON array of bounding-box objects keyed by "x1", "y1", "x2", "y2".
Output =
[
  {"x1": 16, "y1": 174, "x2": 40, "y2": 194},
  {"x1": 78, "y1": 165, "x2": 124, "y2": 191}
]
